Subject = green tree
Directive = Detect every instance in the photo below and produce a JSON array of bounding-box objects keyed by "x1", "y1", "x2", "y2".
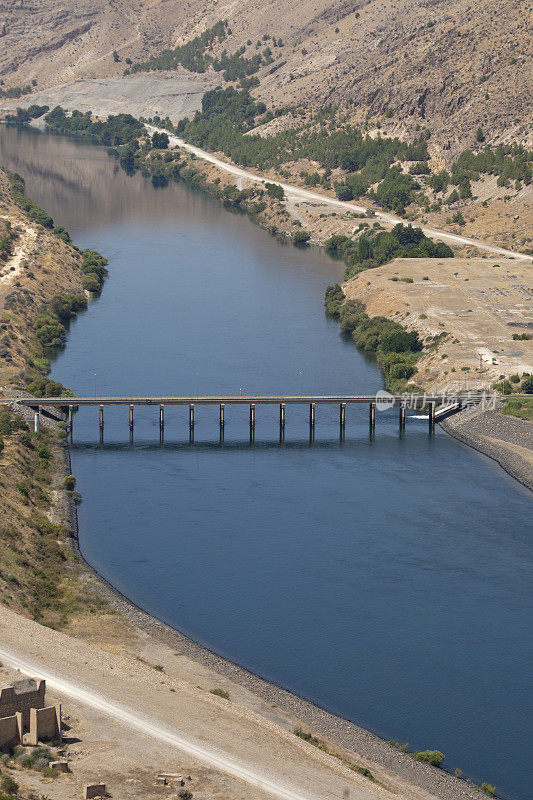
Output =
[
  {"x1": 152, "y1": 131, "x2": 170, "y2": 149},
  {"x1": 266, "y1": 182, "x2": 284, "y2": 200}
]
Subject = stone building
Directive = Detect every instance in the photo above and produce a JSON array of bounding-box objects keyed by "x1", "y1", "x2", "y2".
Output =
[{"x1": 0, "y1": 679, "x2": 46, "y2": 731}]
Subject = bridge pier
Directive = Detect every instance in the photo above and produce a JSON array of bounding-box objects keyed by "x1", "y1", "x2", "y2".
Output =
[
  {"x1": 99, "y1": 405, "x2": 104, "y2": 430},
  {"x1": 189, "y1": 403, "x2": 195, "y2": 429},
  {"x1": 249, "y1": 403, "x2": 255, "y2": 429},
  {"x1": 219, "y1": 403, "x2": 225, "y2": 429},
  {"x1": 279, "y1": 403, "x2": 285, "y2": 428},
  {"x1": 339, "y1": 402, "x2": 346, "y2": 429},
  {"x1": 309, "y1": 402, "x2": 315, "y2": 428},
  {"x1": 159, "y1": 404, "x2": 164, "y2": 431},
  {"x1": 129, "y1": 404, "x2": 134, "y2": 430},
  {"x1": 369, "y1": 402, "x2": 375, "y2": 431},
  {"x1": 34, "y1": 409, "x2": 40, "y2": 434},
  {"x1": 68, "y1": 405, "x2": 73, "y2": 436},
  {"x1": 399, "y1": 404, "x2": 406, "y2": 431},
  {"x1": 428, "y1": 402, "x2": 435, "y2": 432}
]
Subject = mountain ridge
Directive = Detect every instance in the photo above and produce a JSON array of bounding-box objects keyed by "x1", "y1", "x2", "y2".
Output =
[{"x1": 0, "y1": 0, "x2": 530, "y2": 151}]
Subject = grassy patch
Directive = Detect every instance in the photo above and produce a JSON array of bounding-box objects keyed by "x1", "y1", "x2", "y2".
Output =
[
  {"x1": 210, "y1": 688, "x2": 230, "y2": 700},
  {"x1": 501, "y1": 398, "x2": 533, "y2": 421}
]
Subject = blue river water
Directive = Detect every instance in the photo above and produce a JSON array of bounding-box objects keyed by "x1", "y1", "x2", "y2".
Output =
[{"x1": 1, "y1": 126, "x2": 531, "y2": 800}]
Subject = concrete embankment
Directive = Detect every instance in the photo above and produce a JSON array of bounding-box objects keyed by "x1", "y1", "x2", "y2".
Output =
[{"x1": 441, "y1": 405, "x2": 533, "y2": 491}]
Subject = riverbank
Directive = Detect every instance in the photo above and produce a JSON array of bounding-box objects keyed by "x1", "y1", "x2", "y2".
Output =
[{"x1": 441, "y1": 404, "x2": 533, "y2": 492}]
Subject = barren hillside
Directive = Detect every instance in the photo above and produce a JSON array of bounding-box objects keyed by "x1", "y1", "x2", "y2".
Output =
[{"x1": 0, "y1": 0, "x2": 530, "y2": 150}]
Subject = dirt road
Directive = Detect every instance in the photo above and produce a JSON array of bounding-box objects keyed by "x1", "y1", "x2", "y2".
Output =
[
  {"x1": 0, "y1": 642, "x2": 312, "y2": 800},
  {"x1": 145, "y1": 126, "x2": 532, "y2": 262},
  {"x1": 1, "y1": 605, "x2": 441, "y2": 800},
  {"x1": 0, "y1": 216, "x2": 37, "y2": 288}
]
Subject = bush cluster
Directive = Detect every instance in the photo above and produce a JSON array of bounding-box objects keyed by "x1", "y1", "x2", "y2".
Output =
[
  {"x1": 451, "y1": 144, "x2": 532, "y2": 186},
  {"x1": 174, "y1": 87, "x2": 429, "y2": 192},
  {"x1": 326, "y1": 223, "x2": 453, "y2": 281},
  {"x1": 7, "y1": 104, "x2": 49, "y2": 124},
  {"x1": 129, "y1": 20, "x2": 229, "y2": 74},
  {"x1": 81, "y1": 249, "x2": 108, "y2": 293},
  {"x1": 0, "y1": 84, "x2": 32, "y2": 99},
  {"x1": 33, "y1": 293, "x2": 87, "y2": 352},
  {"x1": 45, "y1": 107, "x2": 144, "y2": 146},
  {"x1": 128, "y1": 20, "x2": 274, "y2": 82},
  {"x1": 325, "y1": 289, "x2": 421, "y2": 389}
]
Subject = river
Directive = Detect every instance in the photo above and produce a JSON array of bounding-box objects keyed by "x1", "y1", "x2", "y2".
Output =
[{"x1": 1, "y1": 125, "x2": 532, "y2": 800}]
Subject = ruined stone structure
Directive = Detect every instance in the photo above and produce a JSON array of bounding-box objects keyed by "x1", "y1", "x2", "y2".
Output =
[
  {"x1": 0, "y1": 678, "x2": 45, "y2": 731},
  {"x1": 27, "y1": 704, "x2": 61, "y2": 746},
  {"x1": 0, "y1": 713, "x2": 22, "y2": 751}
]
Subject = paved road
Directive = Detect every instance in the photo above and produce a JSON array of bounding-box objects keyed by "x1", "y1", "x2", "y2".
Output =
[
  {"x1": 146, "y1": 125, "x2": 532, "y2": 262},
  {"x1": 0, "y1": 644, "x2": 317, "y2": 800}
]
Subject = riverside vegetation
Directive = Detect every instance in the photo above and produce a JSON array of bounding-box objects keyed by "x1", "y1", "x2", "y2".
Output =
[
  {"x1": 7, "y1": 173, "x2": 108, "y2": 397},
  {"x1": 0, "y1": 170, "x2": 111, "y2": 627},
  {"x1": 325, "y1": 285, "x2": 422, "y2": 392}
]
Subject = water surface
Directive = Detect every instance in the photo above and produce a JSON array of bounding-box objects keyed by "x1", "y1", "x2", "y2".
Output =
[{"x1": 1, "y1": 126, "x2": 531, "y2": 800}]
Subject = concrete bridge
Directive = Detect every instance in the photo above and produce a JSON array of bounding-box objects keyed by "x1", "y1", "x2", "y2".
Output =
[{"x1": 1, "y1": 393, "x2": 504, "y2": 438}]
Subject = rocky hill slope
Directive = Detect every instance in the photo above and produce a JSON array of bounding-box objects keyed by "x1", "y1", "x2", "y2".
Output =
[{"x1": 0, "y1": 0, "x2": 530, "y2": 151}]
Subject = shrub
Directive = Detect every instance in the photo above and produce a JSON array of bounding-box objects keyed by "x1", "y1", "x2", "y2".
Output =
[
  {"x1": 373, "y1": 167, "x2": 420, "y2": 214},
  {"x1": 293, "y1": 230, "x2": 311, "y2": 244},
  {"x1": 152, "y1": 131, "x2": 169, "y2": 149},
  {"x1": 210, "y1": 688, "x2": 230, "y2": 700},
  {"x1": 26, "y1": 746, "x2": 52, "y2": 768},
  {"x1": 451, "y1": 211, "x2": 466, "y2": 226},
  {"x1": 45, "y1": 106, "x2": 144, "y2": 145},
  {"x1": 32, "y1": 756, "x2": 51, "y2": 771},
  {"x1": 480, "y1": 783, "x2": 496, "y2": 797},
  {"x1": 335, "y1": 183, "x2": 354, "y2": 201},
  {"x1": 62, "y1": 475, "x2": 76, "y2": 490},
  {"x1": 42, "y1": 766, "x2": 59, "y2": 778},
  {"x1": 510, "y1": 374, "x2": 520, "y2": 383},
  {"x1": 412, "y1": 750, "x2": 445, "y2": 766},
  {"x1": 324, "y1": 284, "x2": 345, "y2": 317},
  {"x1": 28, "y1": 376, "x2": 72, "y2": 397},
  {"x1": 265, "y1": 182, "x2": 284, "y2": 200},
  {"x1": 1, "y1": 776, "x2": 18, "y2": 794},
  {"x1": 82, "y1": 273, "x2": 102, "y2": 292}
]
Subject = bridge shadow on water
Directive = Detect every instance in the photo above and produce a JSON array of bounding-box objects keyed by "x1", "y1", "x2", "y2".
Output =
[{"x1": 70, "y1": 427, "x2": 436, "y2": 453}]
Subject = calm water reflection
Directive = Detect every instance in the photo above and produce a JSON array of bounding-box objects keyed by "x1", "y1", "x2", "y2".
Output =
[{"x1": 1, "y1": 126, "x2": 531, "y2": 800}]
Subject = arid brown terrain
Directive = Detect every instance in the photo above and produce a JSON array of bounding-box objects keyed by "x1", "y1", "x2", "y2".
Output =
[{"x1": 0, "y1": 0, "x2": 531, "y2": 151}]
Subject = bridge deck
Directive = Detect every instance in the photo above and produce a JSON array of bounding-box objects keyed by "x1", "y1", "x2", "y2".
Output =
[{"x1": 0, "y1": 394, "x2": 485, "y2": 407}]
